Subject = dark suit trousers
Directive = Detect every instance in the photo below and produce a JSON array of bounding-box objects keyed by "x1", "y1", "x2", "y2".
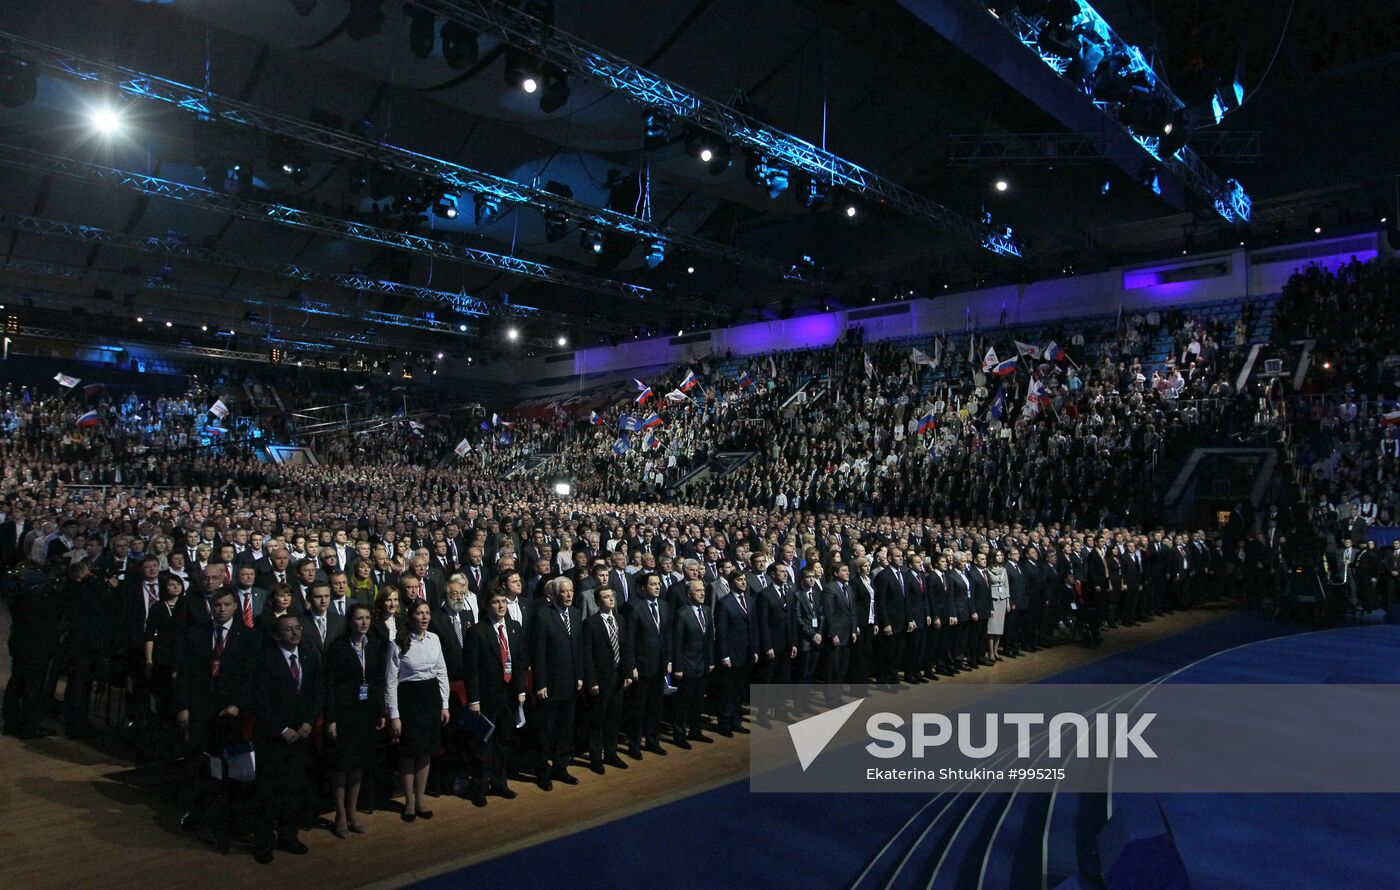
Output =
[
  {"x1": 876, "y1": 632, "x2": 905, "y2": 683},
  {"x1": 472, "y1": 709, "x2": 515, "y2": 791},
  {"x1": 628, "y1": 673, "x2": 665, "y2": 746},
  {"x1": 717, "y1": 663, "x2": 749, "y2": 729},
  {"x1": 586, "y1": 684, "x2": 625, "y2": 757},
  {"x1": 903, "y1": 626, "x2": 925, "y2": 677},
  {"x1": 256, "y1": 737, "x2": 311, "y2": 849},
  {"x1": 3, "y1": 655, "x2": 51, "y2": 733},
  {"x1": 849, "y1": 624, "x2": 875, "y2": 685},
  {"x1": 762, "y1": 651, "x2": 792, "y2": 685},
  {"x1": 64, "y1": 649, "x2": 106, "y2": 734},
  {"x1": 535, "y1": 693, "x2": 577, "y2": 770},
  {"x1": 676, "y1": 673, "x2": 707, "y2": 736},
  {"x1": 823, "y1": 643, "x2": 850, "y2": 688}
]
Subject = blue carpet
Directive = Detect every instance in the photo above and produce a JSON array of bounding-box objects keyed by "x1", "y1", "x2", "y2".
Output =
[{"x1": 410, "y1": 613, "x2": 1396, "y2": 890}]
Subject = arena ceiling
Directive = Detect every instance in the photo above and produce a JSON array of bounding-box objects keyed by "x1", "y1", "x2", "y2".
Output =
[{"x1": 0, "y1": 0, "x2": 1393, "y2": 361}]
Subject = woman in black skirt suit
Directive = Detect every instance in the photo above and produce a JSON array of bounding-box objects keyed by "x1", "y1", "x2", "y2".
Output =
[
  {"x1": 385, "y1": 599, "x2": 449, "y2": 822},
  {"x1": 324, "y1": 602, "x2": 385, "y2": 838}
]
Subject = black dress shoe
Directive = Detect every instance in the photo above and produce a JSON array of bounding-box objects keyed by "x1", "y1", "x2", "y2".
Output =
[
  {"x1": 537, "y1": 775, "x2": 553, "y2": 792},
  {"x1": 180, "y1": 810, "x2": 197, "y2": 830},
  {"x1": 254, "y1": 848, "x2": 274, "y2": 865},
  {"x1": 688, "y1": 732, "x2": 713, "y2": 744},
  {"x1": 470, "y1": 789, "x2": 487, "y2": 807},
  {"x1": 627, "y1": 746, "x2": 643, "y2": 761},
  {"x1": 276, "y1": 838, "x2": 309, "y2": 855},
  {"x1": 732, "y1": 725, "x2": 750, "y2": 734},
  {"x1": 716, "y1": 727, "x2": 733, "y2": 738},
  {"x1": 673, "y1": 737, "x2": 692, "y2": 750},
  {"x1": 554, "y1": 770, "x2": 579, "y2": 785},
  {"x1": 401, "y1": 812, "x2": 417, "y2": 823},
  {"x1": 492, "y1": 785, "x2": 517, "y2": 800},
  {"x1": 604, "y1": 754, "x2": 629, "y2": 769},
  {"x1": 589, "y1": 760, "x2": 606, "y2": 775},
  {"x1": 644, "y1": 741, "x2": 667, "y2": 755}
]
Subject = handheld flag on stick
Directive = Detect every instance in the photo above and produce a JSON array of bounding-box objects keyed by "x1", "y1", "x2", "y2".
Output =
[
  {"x1": 982, "y1": 347, "x2": 999, "y2": 373},
  {"x1": 619, "y1": 414, "x2": 641, "y2": 432},
  {"x1": 1014, "y1": 341, "x2": 1041, "y2": 360},
  {"x1": 53, "y1": 372, "x2": 80, "y2": 389},
  {"x1": 679, "y1": 369, "x2": 700, "y2": 392},
  {"x1": 917, "y1": 413, "x2": 937, "y2": 435},
  {"x1": 208, "y1": 399, "x2": 229, "y2": 419},
  {"x1": 989, "y1": 386, "x2": 1006, "y2": 420},
  {"x1": 992, "y1": 355, "x2": 1019, "y2": 376},
  {"x1": 82, "y1": 383, "x2": 108, "y2": 400},
  {"x1": 665, "y1": 390, "x2": 688, "y2": 404},
  {"x1": 642, "y1": 431, "x2": 660, "y2": 450},
  {"x1": 737, "y1": 371, "x2": 753, "y2": 390},
  {"x1": 611, "y1": 436, "x2": 629, "y2": 456},
  {"x1": 863, "y1": 352, "x2": 874, "y2": 378},
  {"x1": 910, "y1": 347, "x2": 938, "y2": 369},
  {"x1": 454, "y1": 438, "x2": 472, "y2": 456},
  {"x1": 76, "y1": 410, "x2": 101, "y2": 428},
  {"x1": 640, "y1": 413, "x2": 663, "y2": 429},
  {"x1": 1044, "y1": 341, "x2": 1065, "y2": 362},
  {"x1": 588, "y1": 411, "x2": 605, "y2": 426},
  {"x1": 634, "y1": 379, "x2": 654, "y2": 405}
]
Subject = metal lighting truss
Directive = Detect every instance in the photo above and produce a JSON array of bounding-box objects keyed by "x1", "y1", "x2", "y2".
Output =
[
  {"x1": 0, "y1": 211, "x2": 625, "y2": 339},
  {"x1": 0, "y1": 30, "x2": 805, "y2": 284},
  {"x1": 0, "y1": 143, "x2": 669, "y2": 305},
  {"x1": 406, "y1": 0, "x2": 1025, "y2": 259},
  {"x1": 948, "y1": 130, "x2": 1262, "y2": 165},
  {"x1": 986, "y1": 2, "x2": 1250, "y2": 222}
]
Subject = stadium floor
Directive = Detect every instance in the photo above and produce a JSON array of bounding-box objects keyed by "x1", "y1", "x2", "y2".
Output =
[
  {"x1": 403, "y1": 613, "x2": 1400, "y2": 890},
  {"x1": 0, "y1": 605, "x2": 1322, "y2": 889}
]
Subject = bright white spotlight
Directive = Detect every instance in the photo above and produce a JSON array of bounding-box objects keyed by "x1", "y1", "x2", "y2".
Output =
[
  {"x1": 89, "y1": 105, "x2": 123, "y2": 136},
  {"x1": 436, "y1": 352, "x2": 444, "y2": 359},
  {"x1": 458, "y1": 323, "x2": 468, "y2": 332},
  {"x1": 553, "y1": 481, "x2": 572, "y2": 497},
  {"x1": 1162, "y1": 121, "x2": 1174, "y2": 136},
  {"x1": 995, "y1": 179, "x2": 1009, "y2": 192},
  {"x1": 522, "y1": 77, "x2": 538, "y2": 94},
  {"x1": 845, "y1": 204, "x2": 858, "y2": 217},
  {"x1": 164, "y1": 321, "x2": 173, "y2": 328},
  {"x1": 505, "y1": 327, "x2": 519, "y2": 341},
  {"x1": 699, "y1": 147, "x2": 714, "y2": 163},
  {"x1": 556, "y1": 335, "x2": 567, "y2": 346},
  {"x1": 201, "y1": 324, "x2": 208, "y2": 331},
  {"x1": 136, "y1": 316, "x2": 144, "y2": 323},
  {"x1": 1314, "y1": 226, "x2": 1322, "y2": 234},
  {"x1": 686, "y1": 265, "x2": 695, "y2": 274}
]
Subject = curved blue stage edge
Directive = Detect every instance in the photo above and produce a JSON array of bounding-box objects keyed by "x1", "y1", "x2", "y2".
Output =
[{"x1": 409, "y1": 615, "x2": 1400, "y2": 890}]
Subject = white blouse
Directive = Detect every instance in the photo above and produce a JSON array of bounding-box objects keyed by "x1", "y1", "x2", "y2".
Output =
[{"x1": 384, "y1": 631, "x2": 450, "y2": 719}]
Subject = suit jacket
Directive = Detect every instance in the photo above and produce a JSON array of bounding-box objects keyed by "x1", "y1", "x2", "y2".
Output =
[
  {"x1": 970, "y1": 567, "x2": 993, "y2": 615},
  {"x1": 948, "y1": 570, "x2": 972, "y2": 622},
  {"x1": 607, "y1": 568, "x2": 635, "y2": 605},
  {"x1": 251, "y1": 644, "x2": 324, "y2": 742},
  {"x1": 429, "y1": 606, "x2": 472, "y2": 682},
  {"x1": 466, "y1": 618, "x2": 527, "y2": 718},
  {"x1": 172, "y1": 622, "x2": 256, "y2": 726},
  {"x1": 299, "y1": 610, "x2": 346, "y2": 661},
  {"x1": 1004, "y1": 562, "x2": 1028, "y2": 610},
  {"x1": 903, "y1": 568, "x2": 930, "y2": 626},
  {"x1": 581, "y1": 610, "x2": 633, "y2": 693},
  {"x1": 795, "y1": 584, "x2": 826, "y2": 650},
  {"x1": 531, "y1": 605, "x2": 584, "y2": 697},
  {"x1": 874, "y1": 566, "x2": 909, "y2": 632},
  {"x1": 671, "y1": 601, "x2": 714, "y2": 675},
  {"x1": 851, "y1": 575, "x2": 875, "y2": 628},
  {"x1": 821, "y1": 580, "x2": 858, "y2": 644},
  {"x1": 757, "y1": 583, "x2": 799, "y2": 655},
  {"x1": 925, "y1": 570, "x2": 952, "y2": 623},
  {"x1": 0, "y1": 518, "x2": 27, "y2": 567},
  {"x1": 322, "y1": 633, "x2": 386, "y2": 727},
  {"x1": 231, "y1": 586, "x2": 269, "y2": 621},
  {"x1": 715, "y1": 590, "x2": 760, "y2": 665},
  {"x1": 626, "y1": 596, "x2": 672, "y2": 677}
]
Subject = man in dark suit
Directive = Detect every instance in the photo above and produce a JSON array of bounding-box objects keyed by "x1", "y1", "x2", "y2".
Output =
[
  {"x1": 462, "y1": 546, "x2": 490, "y2": 598},
  {"x1": 1020, "y1": 547, "x2": 1046, "y2": 650},
  {"x1": 625, "y1": 572, "x2": 671, "y2": 758},
  {"x1": 230, "y1": 565, "x2": 268, "y2": 631},
  {"x1": 1119, "y1": 541, "x2": 1144, "y2": 625},
  {"x1": 0, "y1": 506, "x2": 28, "y2": 568},
  {"x1": 430, "y1": 577, "x2": 475, "y2": 796},
  {"x1": 924, "y1": 556, "x2": 951, "y2": 678},
  {"x1": 531, "y1": 576, "x2": 583, "y2": 790},
  {"x1": 969, "y1": 552, "x2": 993, "y2": 667},
  {"x1": 874, "y1": 550, "x2": 911, "y2": 684},
  {"x1": 116, "y1": 555, "x2": 164, "y2": 727},
  {"x1": 60, "y1": 562, "x2": 113, "y2": 739},
  {"x1": 466, "y1": 588, "x2": 527, "y2": 803},
  {"x1": 671, "y1": 578, "x2": 714, "y2": 748},
  {"x1": 255, "y1": 547, "x2": 293, "y2": 596},
  {"x1": 606, "y1": 550, "x2": 635, "y2": 606},
  {"x1": 714, "y1": 572, "x2": 758, "y2": 735},
  {"x1": 947, "y1": 556, "x2": 973, "y2": 671},
  {"x1": 298, "y1": 582, "x2": 344, "y2": 662},
  {"x1": 251, "y1": 614, "x2": 322, "y2": 864},
  {"x1": 289, "y1": 559, "x2": 318, "y2": 615},
  {"x1": 821, "y1": 563, "x2": 859, "y2": 696},
  {"x1": 581, "y1": 586, "x2": 633, "y2": 773},
  {"x1": 794, "y1": 568, "x2": 826, "y2": 706},
  {"x1": 902, "y1": 557, "x2": 930, "y2": 684},
  {"x1": 172, "y1": 589, "x2": 256, "y2": 848}
]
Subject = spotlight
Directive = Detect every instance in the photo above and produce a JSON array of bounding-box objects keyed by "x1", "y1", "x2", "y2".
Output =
[
  {"x1": 643, "y1": 111, "x2": 671, "y2": 151},
  {"x1": 686, "y1": 265, "x2": 695, "y2": 275},
  {"x1": 538, "y1": 66, "x2": 570, "y2": 113},
  {"x1": 441, "y1": 22, "x2": 479, "y2": 69},
  {"x1": 745, "y1": 151, "x2": 789, "y2": 199},
  {"x1": 201, "y1": 324, "x2": 208, "y2": 331},
  {"x1": 580, "y1": 229, "x2": 604, "y2": 254},
  {"x1": 279, "y1": 159, "x2": 309, "y2": 184},
  {"x1": 164, "y1": 321, "x2": 173, "y2": 328},
  {"x1": 800, "y1": 176, "x2": 829, "y2": 211},
  {"x1": 994, "y1": 179, "x2": 1009, "y2": 192},
  {"x1": 504, "y1": 50, "x2": 542, "y2": 94},
  {"x1": 553, "y1": 481, "x2": 572, "y2": 497},
  {"x1": 136, "y1": 316, "x2": 144, "y2": 323},
  {"x1": 0, "y1": 57, "x2": 38, "y2": 109},
  {"x1": 1158, "y1": 109, "x2": 1189, "y2": 157},
  {"x1": 684, "y1": 127, "x2": 729, "y2": 174},
  {"x1": 844, "y1": 203, "x2": 859, "y2": 218},
  {"x1": 645, "y1": 240, "x2": 667, "y2": 269},
  {"x1": 556, "y1": 335, "x2": 568, "y2": 347},
  {"x1": 473, "y1": 193, "x2": 502, "y2": 226},
  {"x1": 88, "y1": 104, "x2": 124, "y2": 136},
  {"x1": 505, "y1": 327, "x2": 519, "y2": 341},
  {"x1": 1314, "y1": 226, "x2": 1323, "y2": 235},
  {"x1": 405, "y1": 7, "x2": 436, "y2": 59},
  {"x1": 458, "y1": 323, "x2": 468, "y2": 332},
  {"x1": 436, "y1": 352, "x2": 444, "y2": 359},
  {"x1": 1100, "y1": 179, "x2": 1112, "y2": 196},
  {"x1": 345, "y1": 0, "x2": 385, "y2": 40},
  {"x1": 433, "y1": 192, "x2": 460, "y2": 220}
]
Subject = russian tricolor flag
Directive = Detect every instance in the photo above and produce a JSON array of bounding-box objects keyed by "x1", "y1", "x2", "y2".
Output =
[
  {"x1": 643, "y1": 431, "x2": 660, "y2": 450},
  {"x1": 588, "y1": 411, "x2": 605, "y2": 426},
  {"x1": 917, "y1": 413, "x2": 937, "y2": 435},
  {"x1": 641, "y1": 413, "x2": 662, "y2": 429},
  {"x1": 1044, "y1": 341, "x2": 1065, "y2": 362},
  {"x1": 992, "y1": 356, "x2": 1019, "y2": 376},
  {"x1": 737, "y1": 371, "x2": 753, "y2": 390},
  {"x1": 76, "y1": 410, "x2": 101, "y2": 428},
  {"x1": 680, "y1": 369, "x2": 699, "y2": 392},
  {"x1": 634, "y1": 379, "x2": 654, "y2": 404}
]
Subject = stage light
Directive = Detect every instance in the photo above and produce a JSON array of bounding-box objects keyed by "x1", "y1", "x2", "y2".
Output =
[
  {"x1": 684, "y1": 127, "x2": 729, "y2": 174},
  {"x1": 699, "y1": 147, "x2": 713, "y2": 163},
  {"x1": 995, "y1": 179, "x2": 1009, "y2": 192},
  {"x1": 845, "y1": 204, "x2": 858, "y2": 218},
  {"x1": 136, "y1": 316, "x2": 144, "y2": 323},
  {"x1": 554, "y1": 481, "x2": 572, "y2": 497},
  {"x1": 201, "y1": 324, "x2": 208, "y2": 331},
  {"x1": 643, "y1": 111, "x2": 671, "y2": 151},
  {"x1": 433, "y1": 192, "x2": 459, "y2": 219},
  {"x1": 686, "y1": 265, "x2": 695, "y2": 274},
  {"x1": 279, "y1": 158, "x2": 309, "y2": 184},
  {"x1": 538, "y1": 66, "x2": 571, "y2": 113},
  {"x1": 436, "y1": 352, "x2": 444, "y2": 359},
  {"x1": 1314, "y1": 226, "x2": 1322, "y2": 235},
  {"x1": 505, "y1": 50, "x2": 541, "y2": 94},
  {"x1": 1100, "y1": 179, "x2": 1112, "y2": 196},
  {"x1": 800, "y1": 177, "x2": 829, "y2": 211},
  {"x1": 164, "y1": 320, "x2": 173, "y2": 328},
  {"x1": 88, "y1": 104, "x2": 124, "y2": 136},
  {"x1": 645, "y1": 240, "x2": 667, "y2": 269},
  {"x1": 557, "y1": 335, "x2": 567, "y2": 347},
  {"x1": 441, "y1": 22, "x2": 479, "y2": 69},
  {"x1": 405, "y1": 7, "x2": 436, "y2": 59},
  {"x1": 506, "y1": 327, "x2": 519, "y2": 341},
  {"x1": 1158, "y1": 109, "x2": 1189, "y2": 157},
  {"x1": 473, "y1": 193, "x2": 502, "y2": 226},
  {"x1": 458, "y1": 323, "x2": 468, "y2": 332},
  {"x1": 580, "y1": 229, "x2": 604, "y2": 254}
]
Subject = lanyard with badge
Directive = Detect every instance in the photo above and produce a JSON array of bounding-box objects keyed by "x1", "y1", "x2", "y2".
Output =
[{"x1": 354, "y1": 638, "x2": 369, "y2": 701}]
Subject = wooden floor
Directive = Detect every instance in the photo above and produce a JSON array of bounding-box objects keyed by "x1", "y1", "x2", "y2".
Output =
[{"x1": 0, "y1": 608, "x2": 1229, "y2": 889}]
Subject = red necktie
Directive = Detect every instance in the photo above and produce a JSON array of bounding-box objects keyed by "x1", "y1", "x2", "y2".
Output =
[
  {"x1": 289, "y1": 652, "x2": 301, "y2": 690},
  {"x1": 211, "y1": 626, "x2": 225, "y2": 677},
  {"x1": 497, "y1": 624, "x2": 512, "y2": 682},
  {"x1": 145, "y1": 582, "x2": 158, "y2": 607},
  {"x1": 241, "y1": 592, "x2": 254, "y2": 628}
]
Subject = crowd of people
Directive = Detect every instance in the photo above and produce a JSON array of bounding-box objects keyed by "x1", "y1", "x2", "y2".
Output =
[{"x1": 0, "y1": 257, "x2": 1395, "y2": 863}]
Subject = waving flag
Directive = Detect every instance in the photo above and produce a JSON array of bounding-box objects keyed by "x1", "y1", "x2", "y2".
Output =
[
  {"x1": 454, "y1": 438, "x2": 472, "y2": 456},
  {"x1": 664, "y1": 389, "x2": 688, "y2": 404},
  {"x1": 634, "y1": 379, "x2": 654, "y2": 405},
  {"x1": 208, "y1": 399, "x2": 229, "y2": 419},
  {"x1": 1029, "y1": 378, "x2": 1052, "y2": 405},
  {"x1": 611, "y1": 436, "x2": 630, "y2": 456},
  {"x1": 989, "y1": 386, "x2": 1006, "y2": 420},
  {"x1": 766, "y1": 355, "x2": 777, "y2": 379},
  {"x1": 619, "y1": 414, "x2": 641, "y2": 432},
  {"x1": 1044, "y1": 341, "x2": 1065, "y2": 362},
  {"x1": 53, "y1": 372, "x2": 80, "y2": 389},
  {"x1": 982, "y1": 347, "x2": 999, "y2": 373},
  {"x1": 967, "y1": 334, "x2": 978, "y2": 365},
  {"x1": 932, "y1": 337, "x2": 944, "y2": 368},
  {"x1": 863, "y1": 352, "x2": 874, "y2": 379},
  {"x1": 910, "y1": 347, "x2": 938, "y2": 368},
  {"x1": 588, "y1": 411, "x2": 605, "y2": 426},
  {"x1": 992, "y1": 355, "x2": 1019, "y2": 376},
  {"x1": 1014, "y1": 340, "x2": 1041, "y2": 359},
  {"x1": 640, "y1": 412, "x2": 662, "y2": 429},
  {"x1": 491, "y1": 412, "x2": 499, "y2": 427},
  {"x1": 479, "y1": 419, "x2": 491, "y2": 431},
  {"x1": 679, "y1": 369, "x2": 700, "y2": 392},
  {"x1": 642, "y1": 431, "x2": 660, "y2": 450},
  {"x1": 917, "y1": 413, "x2": 937, "y2": 435},
  {"x1": 1381, "y1": 410, "x2": 1400, "y2": 426},
  {"x1": 76, "y1": 410, "x2": 101, "y2": 428},
  {"x1": 408, "y1": 420, "x2": 425, "y2": 436},
  {"x1": 737, "y1": 371, "x2": 753, "y2": 390},
  {"x1": 498, "y1": 430, "x2": 513, "y2": 445}
]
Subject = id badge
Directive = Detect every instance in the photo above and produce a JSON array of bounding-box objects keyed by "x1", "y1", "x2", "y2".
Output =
[{"x1": 358, "y1": 683, "x2": 370, "y2": 701}]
